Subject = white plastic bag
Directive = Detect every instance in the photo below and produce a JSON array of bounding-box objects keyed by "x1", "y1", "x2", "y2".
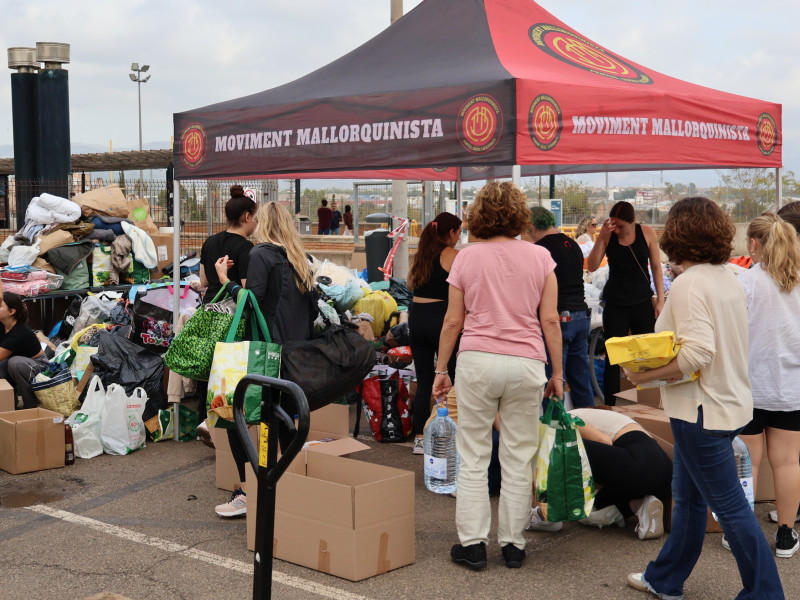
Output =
[
  {"x1": 65, "y1": 376, "x2": 105, "y2": 459},
  {"x1": 100, "y1": 384, "x2": 147, "y2": 455}
]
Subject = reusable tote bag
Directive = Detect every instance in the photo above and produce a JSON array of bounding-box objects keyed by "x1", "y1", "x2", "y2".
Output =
[
  {"x1": 164, "y1": 287, "x2": 248, "y2": 381},
  {"x1": 207, "y1": 290, "x2": 281, "y2": 426},
  {"x1": 534, "y1": 398, "x2": 595, "y2": 522},
  {"x1": 31, "y1": 350, "x2": 79, "y2": 417}
]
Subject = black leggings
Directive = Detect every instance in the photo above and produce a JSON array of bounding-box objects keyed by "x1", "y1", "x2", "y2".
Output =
[
  {"x1": 601, "y1": 299, "x2": 655, "y2": 404},
  {"x1": 408, "y1": 301, "x2": 458, "y2": 436},
  {"x1": 583, "y1": 431, "x2": 672, "y2": 517}
]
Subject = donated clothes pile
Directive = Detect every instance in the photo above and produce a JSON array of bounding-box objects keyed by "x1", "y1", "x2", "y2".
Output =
[{"x1": 0, "y1": 184, "x2": 162, "y2": 295}]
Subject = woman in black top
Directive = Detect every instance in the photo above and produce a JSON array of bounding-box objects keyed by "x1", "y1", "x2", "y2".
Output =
[
  {"x1": 212, "y1": 201, "x2": 315, "y2": 518},
  {"x1": 587, "y1": 201, "x2": 665, "y2": 404},
  {"x1": 199, "y1": 185, "x2": 257, "y2": 304},
  {"x1": 407, "y1": 212, "x2": 462, "y2": 454},
  {"x1": 0, "y1": 293, "x2": 49, "y2": 409}
]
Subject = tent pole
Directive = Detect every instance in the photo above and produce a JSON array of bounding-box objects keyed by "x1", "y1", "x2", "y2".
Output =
[
  {"x1": 512, "y1": 165, "x2": 521, "y2": 188},
  {"x1": 776, "y1": 167, "x2": 783, "y2": 210},
  {"x1": 172, "y1": 177, "x2": 182, "y2": 440}
]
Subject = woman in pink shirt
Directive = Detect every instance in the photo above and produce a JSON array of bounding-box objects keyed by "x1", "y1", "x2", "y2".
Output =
[{"x1": 433, "y1": 181, "x2": 563, "y2": 571}]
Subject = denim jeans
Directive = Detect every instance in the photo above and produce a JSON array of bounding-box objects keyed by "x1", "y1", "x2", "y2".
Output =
[
  {"x1": 544, "y1": 310, "x2": 594, "y2": 408},
  {"x1": 643, "y1": 407, "x2": 784, "y2": 600}
]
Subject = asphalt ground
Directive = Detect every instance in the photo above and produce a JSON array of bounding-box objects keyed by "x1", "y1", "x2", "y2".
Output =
[{"x1": 1, "y1": 404, "x2": 798, "y2": 600}]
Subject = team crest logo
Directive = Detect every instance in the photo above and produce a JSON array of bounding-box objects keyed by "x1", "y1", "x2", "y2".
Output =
[
  {"x1": 528, "y1": 95, "x2": 562, "y2": 151},
  {"x1": 529, "y1": 23, "x2": 652, "y2": 85},
  {"x1": 181, "y1": 123, "x2": 207, "y2": 169},
  {"x1": 756, "y1": 113, "x2": 777, "y2": 156},
  {"x1": 469, "y1": 166, "x2": 490, "y2": 174},
  {"x1": 457, "y1": 94, "x2": 503, "y2": 154},
  {"x1": 432, "y1": 166, "x2": 448, "y2": 173}
]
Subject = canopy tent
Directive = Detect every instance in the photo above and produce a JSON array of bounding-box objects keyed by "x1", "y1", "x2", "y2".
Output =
[{"x1": 173, "y1": 0, "x2": 781, "y2": 181}]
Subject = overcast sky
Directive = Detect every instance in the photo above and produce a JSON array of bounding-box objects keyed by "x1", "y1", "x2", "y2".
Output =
[{"x1": 1, "y1": 0, "x2": 797, "y2": 190}]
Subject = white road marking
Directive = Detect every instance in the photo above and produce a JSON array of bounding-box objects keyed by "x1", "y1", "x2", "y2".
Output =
[{"x1": 27, "y1": 505, "x2": 371, "y2": 600}]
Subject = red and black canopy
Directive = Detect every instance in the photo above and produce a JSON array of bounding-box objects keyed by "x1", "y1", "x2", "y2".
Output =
[{"x1": 173, "y1": 0, "x2": 781, "y2": 180}]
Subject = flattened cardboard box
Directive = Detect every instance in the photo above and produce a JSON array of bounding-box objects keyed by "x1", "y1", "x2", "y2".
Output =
[
  {"x1": 246, "y1": 451, "x2": 415, "y2": 581},
  {"x1": 0, "y1": 378, "x2": 15, "y2": 413},
  {"x1": 0, "y1": 408, "x2": 65, "y2": 474}
]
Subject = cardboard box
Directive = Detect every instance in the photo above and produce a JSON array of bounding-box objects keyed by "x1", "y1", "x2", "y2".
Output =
[
  {"x1": 247, "y1": 451, "x2": 415, "y2": 581},
  {"x1": 614, "y1": 386, "x2": 661, "y2": 409},
  {"x1": 210, "y1": 424, "x2": 259, "y2": 492},
  {"x1": 0, "y1": 408, "x2": 65, "y2": 474},
  {"x1": 148, "y1": 232, "x2": 175, "y2": 277},
  {"x1": 0, "y1": 379, "x2": 15, "y2": 412}
]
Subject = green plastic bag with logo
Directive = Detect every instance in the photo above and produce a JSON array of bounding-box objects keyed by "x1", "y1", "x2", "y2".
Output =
[{"x1": 534, "y1": 397, "x2": 595, "y2": 522}]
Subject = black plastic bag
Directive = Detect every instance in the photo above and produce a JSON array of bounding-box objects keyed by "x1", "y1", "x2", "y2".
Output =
[
  {"x1": 57, "y1": 296, "x2": 84, "y2": 340},
  {"x1": 281, "y1": 323, "x2": 375, "y2": 412},
  {"x1": 387, "y1": 277, "x2": 413, "y2": 307},
  {"x1": 86, "y1": 331, "x2": 167, "y2": 423}
]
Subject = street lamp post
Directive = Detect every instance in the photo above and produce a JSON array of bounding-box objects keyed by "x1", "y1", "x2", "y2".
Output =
[{"x1": 129, "y1": 62, "x2": 150, "y2": 196}]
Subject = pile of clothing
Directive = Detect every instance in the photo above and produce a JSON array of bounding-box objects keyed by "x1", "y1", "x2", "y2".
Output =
[{"x1": 0, "y1": 185, "x2": 161, "y2": 294}]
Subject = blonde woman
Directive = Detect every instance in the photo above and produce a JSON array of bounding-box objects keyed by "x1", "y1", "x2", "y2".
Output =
[
  {"x1": 738, "y1": 213, "x2": 800, "y2": 558},
  {"x1": 212, "y1": 201, "x2": 315, "y2": 519},
  {"x1": 575, "y1": 215, "x2": 597, "y2": 245}
]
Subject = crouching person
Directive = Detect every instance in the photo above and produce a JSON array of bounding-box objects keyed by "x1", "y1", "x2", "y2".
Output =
[{"x1": 0, "y1": 293, "x2": 49, "y2": 409}]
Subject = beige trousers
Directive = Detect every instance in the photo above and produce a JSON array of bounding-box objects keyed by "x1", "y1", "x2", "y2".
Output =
[{"x1": 454, "y1": 350, "x2": 546, "y2": 549}]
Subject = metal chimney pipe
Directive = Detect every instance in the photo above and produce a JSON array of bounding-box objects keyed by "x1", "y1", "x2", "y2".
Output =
[
  {"x1": 8, "y1": 47, "x2": 40, "y2": 223},
  {"x1": 36, "y1": 42, "x2": 71, "y2": 199}
]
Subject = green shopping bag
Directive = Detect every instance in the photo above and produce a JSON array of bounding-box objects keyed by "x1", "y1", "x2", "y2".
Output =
[
  {"x1": 207, "y1": 289, "x2": 281, "y2": 426},
  {"x1": 164, "y1": 287, "x2": 248, "y2": 381},
  {"x1": 534, "y1": 397, "x2": 595, "y2": 522}
]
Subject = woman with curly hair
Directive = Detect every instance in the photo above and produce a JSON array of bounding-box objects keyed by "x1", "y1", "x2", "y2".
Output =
[
  {"x1": 625, "y1": 197, "x2": 784, "y2": 599},
  {"x1": 407, "y1": 212, "x2": 462, "y2": 455},
  {"x1": 432, "y1": 181, "x2": 563, "y2": 571},
  {"x1": 738, "y1": 213, "x2": 800, "y2": 558},
  {"x1": 587, "y1": 201, "x2": 664, "y2": 404}
]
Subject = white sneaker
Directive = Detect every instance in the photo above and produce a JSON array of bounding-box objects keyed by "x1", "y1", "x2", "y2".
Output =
[
  {"x1": 412, "y1": 437, "x2": 424, "y2": 455},
  {"x1": 527, "y1": 506, "x2": 563, "y2": 532},
  {"x1": 215, "y1": 488, "x2": 247, "y2": 517},
  {"x1": 769, "y1": 509, "x2": 800, "y2": 523},
  {"x1": 721, "y1": 535, "x2": 730, "y2": 551},
  {"x1": 635, "y1": 495, "x2": 664, "y2": 540},
  {"x1": 579, "y1": 505, "x2": 626, "y2": 529}
]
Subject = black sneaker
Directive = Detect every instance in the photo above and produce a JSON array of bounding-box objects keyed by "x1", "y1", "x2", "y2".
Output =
[
  {"x1": 501, "y1": 544, "x2": 526, "y2": 568},
  {"x1": 776, "y1": 525, "x2": 799, "y2": 559},
  {"x1": 450, "y1": 542, "x2": 487, "y2": 570}
]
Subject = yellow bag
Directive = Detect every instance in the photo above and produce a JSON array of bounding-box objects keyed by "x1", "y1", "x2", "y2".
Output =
[
  {"x1": 352, "y1": 291, "x2": 398, "y2": 337},
  {"x1": 605, "y1": 331, "x2": 698, "y2": 388}
]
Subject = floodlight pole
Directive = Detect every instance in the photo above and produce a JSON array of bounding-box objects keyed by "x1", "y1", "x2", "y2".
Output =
[{"x1": 130, "y1": 63, "x2": 150, "y2": 195}]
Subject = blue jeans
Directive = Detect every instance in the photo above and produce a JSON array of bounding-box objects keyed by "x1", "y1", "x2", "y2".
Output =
[
  {"x1": 544, "y1": 310, "x2": 594, "y2": 408},
  {"x1": 643, "y1": 407, "x2": 784, "y2": 600}
]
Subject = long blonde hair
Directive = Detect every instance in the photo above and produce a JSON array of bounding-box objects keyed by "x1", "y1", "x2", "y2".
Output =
[
  {"x1": 747, "y1": 212, "x2": 800, "y2": 293},
  {"x1": 254, "y1": 202, "x2": 314, "y2": 291},
  {"x1": 576, "y1": 215, "x2": 593, "y2": 238}
]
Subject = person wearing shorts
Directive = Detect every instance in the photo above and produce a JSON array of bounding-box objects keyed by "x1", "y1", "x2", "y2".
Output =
[{"x1": 738, "y1": 212, "x2": 800, "y2": 559}]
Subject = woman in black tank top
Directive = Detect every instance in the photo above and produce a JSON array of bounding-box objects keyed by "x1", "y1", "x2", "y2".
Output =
[
  {"x1": 407, "y1": 212, "x2": 462, "y2": 453},
  {"x1": 587, "y1": 201, "x2": 665, "y2": 404}
]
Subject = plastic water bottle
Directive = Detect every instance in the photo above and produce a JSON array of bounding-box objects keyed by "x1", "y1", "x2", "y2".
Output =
[
  {"x1": 733, "y1": 435, "x2": 755, "y2": 511},
  {"x1": 423, "y1": 403, "x2": 459, "y2": 494},
  {"x1": 713, "y1": 435, "x2": 754, "y2": 522}
]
